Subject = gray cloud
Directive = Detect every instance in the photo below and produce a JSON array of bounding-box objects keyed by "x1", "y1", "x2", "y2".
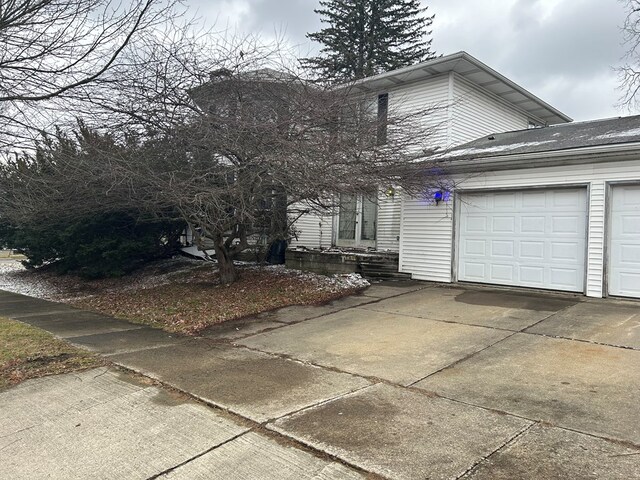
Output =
[{"x1": 190, "y1": 0, "x2": 630, "y2": 121}]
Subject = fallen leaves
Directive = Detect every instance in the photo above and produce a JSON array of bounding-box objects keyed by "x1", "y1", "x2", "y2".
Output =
[
  {"x1": 0, "y1": 258, "x2": 370, "y2": 335},
  {"x1": 70, "y1": 266, "x2": 368, "y2": 334}
]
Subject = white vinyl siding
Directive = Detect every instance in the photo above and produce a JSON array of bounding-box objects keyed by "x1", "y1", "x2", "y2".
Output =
[
  {"x1": 288, "y1": 203, "x2": 332, "y2": 249},
  {"x1": 400, "y1": 159, "x2": 640, "y2": 298},
  {"x1": 450, "y1": 76, "x2": 530, "y2": 147},
  {"x1": 588, "y1": 181, "x2": 606, "y2": 295},
  {"x1": 399, "y1": 194, "x2": 454, "y2": 281},
  {"x1": 376, "y1": 192, "x2": 402, "y2": 252},
  {"x1": 387, "y1": 74, "x2": 451, "y2": 150}
]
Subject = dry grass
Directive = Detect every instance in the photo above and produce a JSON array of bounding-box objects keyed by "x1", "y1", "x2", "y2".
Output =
[
  {"x1": 68, "y1": 265, "x2": 367, "y2": 334},
  {"x1": 0, "y1": 317, "x2": 103, "y2": 389}
]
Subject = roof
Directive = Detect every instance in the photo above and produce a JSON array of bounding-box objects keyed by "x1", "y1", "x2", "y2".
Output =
[
  {"x1": 350, "y1": 51, "x2": 572, "y2": 126},
  {"x1": 444, "y1": 115, "x2": 640, "y2": 160}
]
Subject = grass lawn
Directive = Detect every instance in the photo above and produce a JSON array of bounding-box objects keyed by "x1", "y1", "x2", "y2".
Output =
[{"x1": 0, "y1": 317, "x2": 103, "y2": 390}]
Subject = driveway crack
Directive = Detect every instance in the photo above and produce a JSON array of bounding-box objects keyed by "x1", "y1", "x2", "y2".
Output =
[{"x1": 455, "y1": 421, "x2": 537, "y2": 479}]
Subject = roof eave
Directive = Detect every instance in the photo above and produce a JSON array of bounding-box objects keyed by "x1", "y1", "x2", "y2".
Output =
[
  {"x1": 440, "y1": 142, "x2": 640, "y2": 173},
  {"x1": 349, "y1": 51, "x2": 572, "y2": 125}
]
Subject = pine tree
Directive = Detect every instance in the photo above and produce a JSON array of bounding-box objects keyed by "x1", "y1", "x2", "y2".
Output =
[{"x1": 303, "y1": 0, "x2": 436, "y2": 81}]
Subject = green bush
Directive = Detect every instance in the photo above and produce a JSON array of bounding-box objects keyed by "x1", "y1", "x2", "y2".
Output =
[{"x1": 0, "y1": 213, "x2": 185, "y2": 278}]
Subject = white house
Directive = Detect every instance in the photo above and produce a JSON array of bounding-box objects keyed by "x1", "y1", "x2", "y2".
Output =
[
  {"x1": 289, "y1": 51, "x2": 571, "y2": 253},
  {"x1": 291, "y1": 51, "x2": 640, "y2": 300}
]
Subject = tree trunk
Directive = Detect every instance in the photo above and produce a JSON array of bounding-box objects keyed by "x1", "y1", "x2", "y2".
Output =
[{"x1": 213, "y1": 238, "x2": 238, "y2": 284}]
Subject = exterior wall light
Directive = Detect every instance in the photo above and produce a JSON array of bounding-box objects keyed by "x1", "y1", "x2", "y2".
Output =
[
  {"x1": 434, "y1": 191, "x2": 444, "y2": 205},
  {"x1": 385, "y1": 186, "x2": 396, "y2": 197}
]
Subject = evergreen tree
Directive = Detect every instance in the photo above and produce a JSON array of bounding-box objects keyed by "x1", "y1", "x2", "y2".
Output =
[{"x1": 304, "y1": 0, "x2": 436, "y2": 81}]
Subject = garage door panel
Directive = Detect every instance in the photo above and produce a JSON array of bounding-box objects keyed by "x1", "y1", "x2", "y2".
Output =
[
  {"x1": 550, "y1": 268, "x2": 581, "y2": 288},
  {"x1": 463, "y1": 262, "x2": 486, "y2": 280},
  {"x1": 464, "y1": 239, "x2": 487, "y2": 256},
  {"x1": 491, "y1": 240, "x2": 514, "y2": 257},
  {"x1": 493, "y1": 193, "x2": 517, "y2": 208},
  {"x1": 551, "y1": 243, "x2": 579, "y2": 261},
  {"x1": 464, "y1": 216, "x2": 487, "y2": 233},
  {"x1": 609, "y1": 185, "x2": 640, "y2": 298},
  {"x1": 520, "y1": 241, "x2": 544, "y2": 259},
  {"x1": 553, "y1": 190, "x2": 582, "y2": 207},
  {"x1": 521, "y1": 191, "x2": 546, "y2": 207},
  {"x1": 521, "y1": 216, "x2": 545, "y2": 233},
  {"x1": 491, "y1": 216, "x2": 514, "y2": 232},
  {"x1": 621, "y1": 245, "x2": 640, "y2": 263},
  {"x1": 520, "y1": 266, "x2": 544, "y2": 284},
  {"x1": 458, "y1": 188, "x2": 587, "y2": 293},
  {"x1": 622, "y1": 186, "x2": 640, "y2": 205},
  {"x1": 621, "y1": 215, "x2": 640, "y2": 234},
  {"x1": 490, "y1": 264, "x2": 514, "y2": 282},
  {"x1": 552, "y1": 216, "x2": 582, "y2": 234}
]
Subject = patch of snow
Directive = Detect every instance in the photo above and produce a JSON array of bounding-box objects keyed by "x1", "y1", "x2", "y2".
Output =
[
  {"x1": 0, "y1": 257, "x2": 370, "y2": 306},
  {"x1": 592, "y1": 127, "x2": 640, "y2": 140},
  {"x1": 449, "y1": 140, "x2": 557, "y2": 157},
  {"x1": 258, "y1": 264, "x2": 370, "y2": 292},
  {"x1": 0, "y1": 261, "x2": 61, "y2": 299}
]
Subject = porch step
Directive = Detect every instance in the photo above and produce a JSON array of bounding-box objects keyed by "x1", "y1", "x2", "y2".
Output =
[{"x1": 357, "y1": 260, "x2": 412, "y2": 280}]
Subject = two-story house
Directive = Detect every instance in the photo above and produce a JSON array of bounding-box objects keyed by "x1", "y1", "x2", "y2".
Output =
[
  {"x1": 289, "y1": 51, "x2": 570, "y2": 252},
  {"x1": 291, "y1": 51, "x2": 640, "y2": 300}
]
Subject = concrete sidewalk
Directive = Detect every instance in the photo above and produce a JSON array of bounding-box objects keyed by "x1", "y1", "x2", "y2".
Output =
[{"x1": 1, "y1": 284, "x2": 639, "y2": 479}]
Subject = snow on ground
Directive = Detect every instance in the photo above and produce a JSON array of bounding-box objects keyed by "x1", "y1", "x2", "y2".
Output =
[
  {"x1": 0, "y1": 260, "x2": 60, "y2": 299},
  {"x1": 244, "y1": 264, "x2": 370, "y2": 292},
  {"x1": 0, "y1": 257, "x2": 369, "y2": 301}
]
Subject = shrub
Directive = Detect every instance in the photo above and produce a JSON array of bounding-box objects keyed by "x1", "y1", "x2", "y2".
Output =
[{"x1": 0, "y1": 212, "x2": 185, "y2": 278}]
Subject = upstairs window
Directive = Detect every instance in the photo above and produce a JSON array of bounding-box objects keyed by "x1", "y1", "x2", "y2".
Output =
[{"x1": 377, "y1": 93, "x2": 389, "y2": 145}]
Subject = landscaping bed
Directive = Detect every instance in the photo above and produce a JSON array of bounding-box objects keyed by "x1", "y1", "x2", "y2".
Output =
[{"x1": 0, "y1": 257, "x2": 369, "y2": 335}]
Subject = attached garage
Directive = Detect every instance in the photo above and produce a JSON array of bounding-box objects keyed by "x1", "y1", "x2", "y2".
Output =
[
  {"x1": 457, "y1": 188, "x2": 588, "y2": 293},
  {"x1": 608, "y1": 184, "x2": 640, "y2": 298},
  {"x1": 398, "y1": 115, "x2": 640, "y2": 299}
]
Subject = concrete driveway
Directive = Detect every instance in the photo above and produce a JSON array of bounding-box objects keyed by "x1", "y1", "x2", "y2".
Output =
[{"x1": 1, "y1": 284, "x2": 640, "y2": 479}]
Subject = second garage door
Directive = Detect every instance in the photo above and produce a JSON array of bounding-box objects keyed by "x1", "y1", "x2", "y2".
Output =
[
  {"x1": 457, "y1": 188, "x2": 588, "y2": 292},
  {"x1": 608, "y1": 185, "x2": 640, "y2": 298}
]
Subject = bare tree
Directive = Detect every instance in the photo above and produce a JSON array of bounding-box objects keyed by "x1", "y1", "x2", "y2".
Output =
[
  {"x1": 106, "y1": 65, "x2": 448, "y2": 283},
  {"x1": 0, "y1": 0, "x2": 180, "y2": 150},
  {"x1": 0, "y1": 29, "x2": 450, "y2": 284},
  {"x1": 618, "y1": 0, "x2": 640, "y2": 108}
]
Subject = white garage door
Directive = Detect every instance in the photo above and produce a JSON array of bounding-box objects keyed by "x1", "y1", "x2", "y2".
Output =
[
  {"x1": 609, "y1": 185, "x2": 640, "y2": 298},
  {"x1": 457, "y1": 188, "x2": 588, "y2": 292}
]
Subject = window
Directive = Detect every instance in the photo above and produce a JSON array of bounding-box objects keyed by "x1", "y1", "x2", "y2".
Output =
[{"x1": 377, "y1": 93, "x2": 388, "y2": 145}]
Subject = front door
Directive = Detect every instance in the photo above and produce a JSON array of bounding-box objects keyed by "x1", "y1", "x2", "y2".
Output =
[{"x1": 337, "y1": 194, "x2": 377, "y2": 248}]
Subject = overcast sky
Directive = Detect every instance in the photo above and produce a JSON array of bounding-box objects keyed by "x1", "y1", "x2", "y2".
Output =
[{"x1": 191, "y1": 0, "x2": 630, "y2": 122}]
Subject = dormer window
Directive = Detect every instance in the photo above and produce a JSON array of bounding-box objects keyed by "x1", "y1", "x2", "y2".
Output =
[{"x1": 377, "y1": 93, "x2": 389, "y2": 145}]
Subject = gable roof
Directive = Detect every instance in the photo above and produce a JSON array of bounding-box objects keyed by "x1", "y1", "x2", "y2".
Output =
[
  {"x1": 350, "y1": 51, "x2": 572, "y2": 126},
  {"x1": 445, "y1": 115, "x2": 640, "y2": 160}
]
